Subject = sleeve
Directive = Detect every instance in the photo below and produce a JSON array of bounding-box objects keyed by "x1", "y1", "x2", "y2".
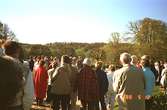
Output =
[
  {"x1": 113, "y1": 71, "x2": 119, "y2": 93},
  {"x1": 23, "y1": 71, "x2": 34, "y2": 110},
  {"x1": 51, "y1": 67, "x2": 61, "y2": 83},
  {"x1": 104, "y1": 72, "x2": 109, "y2": 93}
]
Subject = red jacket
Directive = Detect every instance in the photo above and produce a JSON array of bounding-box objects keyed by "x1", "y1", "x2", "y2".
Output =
[
  {"x1": 34, "y1": 66, "x2": 48, "y2": 99},
  {"x1": 77, "y1": 65, "x2": 99, "y2": 102}
]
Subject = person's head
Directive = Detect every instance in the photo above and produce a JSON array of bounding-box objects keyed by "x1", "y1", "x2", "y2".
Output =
[
  {"x1": 131, "y1": 55, "x2": 138, "y2": 65},
  {"x1": 140, "y1": 55, "x2": 150, "y2": 67},
  {"x1": 0, "y1": 57, "x2": 22, "y2": 110},
  {"x1": 108, "y1": 64, "x2": 116, "y2": 72},
  {"x1": 3, "y1": 40, "x2": 21, "y2": 58},
  {"x1": 83, "y1": 58, "x2": 91, "y2": 66},
  {"x1": 160, "y1": 60, "x2": 164, "y2": 66},
  {"x1": 154, "y1": 61, "x2": 160, "y2": 67},
  {"x1": 39, "y1": 60, "x2": 45, "y2": 67},
  {"x1": 163, "y1": 60, "x2": 167, "y2": 68},
  {"x1": 76, "y1": 59, "x2": 83, "y2": 69},
  {"x1": 120, "y1": 52, "x2": 131, "y2": 65},
  {"x1": 95, "y1": 61, "x2": 103, "y2": 69},
  {"x1": 72, "y1": 57, "x2": 77, "y2": 65},
  {"x1": 0, "y1": 39, "x2": 5, "y2": 47},
  {"x1": 36, "y1": 56, "x2": 41, "y2": 62},
  {"x1": 53, "y1": 57, "x2": 57, "y2": 61},
  {"x1": 51, "y1": 61, "x2": 58, "y2": 68},
  {"x1": 61, "y1": 55, "x2": 70, "y2": 64}
]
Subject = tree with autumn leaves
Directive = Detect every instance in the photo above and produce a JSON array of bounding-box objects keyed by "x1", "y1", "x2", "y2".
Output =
[{"x1": 128, "y1": 18, "x2": 167, "y2": 59}]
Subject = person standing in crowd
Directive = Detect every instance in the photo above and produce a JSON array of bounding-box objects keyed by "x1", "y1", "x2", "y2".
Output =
[
  {"x1": 95, "y1": 61, "x2": 108, "y2": 110},
  {"x1": 3, "y1": 40, "x2": 34, "y2": 110},
  {"x1": 28, "y1": 56, "x2": 34, "y2": 72},
  {"x1": 77, "y1": 58, "x2": 99, "y2": 110},
  {"x1": 113, "y1": 52, "x2": 145, "y2": 110},
  {"x1": 154, "y1": 61, "x2": 163, "y2": 85},
  {"x1": 140, "y1": 55, "x2": 155, "y2": 110},
  {"x1": 76, "y1": 58, "x2": 83, "y2": 72},
  {"x1": 22, "y1": 61, "x2": 34, "y2": 110},
  {"x1": 149, "y1": 59, "x2": 158, "y2": 85},
  {"x1": 0, "y1": 57, "x2": 23, "y2": 110},
  {"x1": 69, "y1": 57, "x2": 79, "y2": 110},
  {"x1": 160, "y1": 60, "x2": 167, "y2": 92},
  {"x1": 131, "y1": 55, "x2": 141, "y2": 68},
  {"x1": 0, "y1": 39, "x2": 5, "y2": 56},
  {"x1": 33, "y1": 56, "x2": 41, "y2": 71},
  {"x1": 51, "y1": 55, "x2": 72, "y2": 110},
  {"x1": 34, "y1": 60, "x2": 48, "y2": 106},
  {"x1": 71, "y1": 57, "x2": 77, "y2": 67},
  {"x1": 44, "y1": 56, "x2": 50, "y2": 70},
  {"x1": 46, "y1": 61, "x2": 58, "y2": 102},
  {"x1": 106, "y1": 64, "x2": 116, "y2": 110}
]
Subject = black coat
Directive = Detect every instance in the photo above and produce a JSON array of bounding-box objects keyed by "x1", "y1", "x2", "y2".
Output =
[{"x1": 96, "y1": 68, "x2": 109, "y2": 96}]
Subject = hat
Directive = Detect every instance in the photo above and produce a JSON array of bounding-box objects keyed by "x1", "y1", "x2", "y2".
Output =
[{"x1": 83, "y1": 58, "x2": 91, "y2": 66}]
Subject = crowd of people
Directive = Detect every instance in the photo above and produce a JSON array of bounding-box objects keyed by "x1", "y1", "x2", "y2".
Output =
[{"x1": 0, "y1": 40, "x2": 167, "y2": 110}]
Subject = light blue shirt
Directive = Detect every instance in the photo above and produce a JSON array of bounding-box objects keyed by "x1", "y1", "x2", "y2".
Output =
[
  {"x1": 107, "y1": 72, "x2": 114, "y2": 92},
  {"x1": 142, "y1": 67, "x2": 155, "y2": 96}
]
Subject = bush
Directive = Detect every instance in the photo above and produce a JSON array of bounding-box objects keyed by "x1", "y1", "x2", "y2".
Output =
[{"x1": 146, "y1": 86, "x2": 167, "y2": 110}]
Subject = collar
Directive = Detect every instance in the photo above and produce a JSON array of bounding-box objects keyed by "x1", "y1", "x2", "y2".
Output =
[{"x1": 123, "y1": 64, "x2": 130, "y2": 67}]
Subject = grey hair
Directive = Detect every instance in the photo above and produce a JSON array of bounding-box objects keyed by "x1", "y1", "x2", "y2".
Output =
[{"x1": 120, "y1": 52, "x2": 131, "y2": 64}]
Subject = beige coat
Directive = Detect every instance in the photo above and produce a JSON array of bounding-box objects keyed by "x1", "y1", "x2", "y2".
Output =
[
  {"x1": 113, "y1": 64, "x2": 146, "y2": 110},
  {"x1": 51, "y1": 63, "x2": 72, "y2": 95}
]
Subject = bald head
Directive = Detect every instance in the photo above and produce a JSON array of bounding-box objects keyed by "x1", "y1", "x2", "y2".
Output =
[{"x1": 120, "y1": 52, "x2": 131, "y2": 65}]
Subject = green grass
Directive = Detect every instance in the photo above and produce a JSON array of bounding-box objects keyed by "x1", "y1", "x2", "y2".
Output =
[{"x1": 113, "y1": 86, "x2": 163, "y2": 110}]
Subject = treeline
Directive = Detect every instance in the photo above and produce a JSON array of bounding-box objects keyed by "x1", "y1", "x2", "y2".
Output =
[
  {"x1": 21, "y1": 42, "x2": 106, "y2": 59},
  {"x1": 21, "y1": 40, "x2": 167, "y2": 65},
  {"x1": 1, "y1": 17, "x2": 167, "y2": 64}
]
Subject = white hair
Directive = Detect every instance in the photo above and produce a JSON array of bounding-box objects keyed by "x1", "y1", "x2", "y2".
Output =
[
  {"x1": 120, "y1": 52, "x2": 131, "y2": 64},
  {"x1": 83, "y1": 58, "x2": 91, "y2": 66}
]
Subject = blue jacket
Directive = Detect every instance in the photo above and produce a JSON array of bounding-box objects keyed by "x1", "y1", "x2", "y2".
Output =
[{"x1": 142, "y1": 67, "x2": 155, "y2": 96}]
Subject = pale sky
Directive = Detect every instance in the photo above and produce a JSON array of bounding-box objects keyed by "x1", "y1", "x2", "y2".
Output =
[{"x1": 0, "y1": 0, "x2": 167, "y2": 44}]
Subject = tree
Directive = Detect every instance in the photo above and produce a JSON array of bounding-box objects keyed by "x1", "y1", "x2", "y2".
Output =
[
  {"x1": 102, "y1": 42, "x2": 133, "y2": 64},
  {"x1": 109, "y1": 32, "x2": 121, "y2": 45},
  {"x1": 128, "y1": 18, "x2": 167, "y2": 59},
  {"x1": 75, "y1": 48, "x2": 86, "y2": 57},
  {"x1": 0, "y1": 21, "x2": 16, "y2": 40},
  {"x1": 128, "y1": 18, "x2": 167, "y2": 45},
  {"x1": 29, "y1": 44, "x2": 52, "y2": 56}
]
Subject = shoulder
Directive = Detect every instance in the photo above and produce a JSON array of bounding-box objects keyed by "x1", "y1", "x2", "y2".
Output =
[
  {"x1": 48, "y1": 68, "x2": 55, "y2": 73},
  {"x1": 57, "y1": 66, "x2": 65, "y2": 73},
  {"x1": 114, "y1": 67, "x2": 126, "y2": 75},
  {"x1": 162, "y1": 68, "x2": 167, "y2": 74},
  {"x1": 48, "y1": 68, "x2": 54, "y2": 72}
]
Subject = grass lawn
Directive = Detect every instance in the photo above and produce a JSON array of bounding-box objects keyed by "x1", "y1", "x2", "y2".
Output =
[{"x1": 113, "y1": 86, "x2": 164, "y2": 110}]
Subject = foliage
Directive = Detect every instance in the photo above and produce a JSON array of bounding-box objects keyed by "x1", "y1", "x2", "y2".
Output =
[
  {"x1": 110, "y1": 32, "x2": 121, "y2": 44},
  {"x1": 28, "y1": 44, "x2": 52, "y2": 56},
  {"x1": 75, "y1": 48, "x2": 86, "y2": 57},
  {"x1": 128, "y1": 17, "x2": 167, "y2": 60},
  {"x1": 103, "y1": 41, "x2": 133, "y2": 64},
  {"x1": 146, "y1": 86, "x2": 167, "y2": 110},
  {"x1": 128, "y1": 18, "x2": 167, "y2": 45},
  {"x1": 147, "y1": 93, "x2": 167, "y2": 110},
  {"x1": 0, "y1": 21, "x2": 16, "y2": 40}
]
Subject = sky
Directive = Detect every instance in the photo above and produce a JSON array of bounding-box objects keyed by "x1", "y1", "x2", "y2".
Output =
[{"x1": 0, "y1": 0, "x2": 167, "y2": 44}]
